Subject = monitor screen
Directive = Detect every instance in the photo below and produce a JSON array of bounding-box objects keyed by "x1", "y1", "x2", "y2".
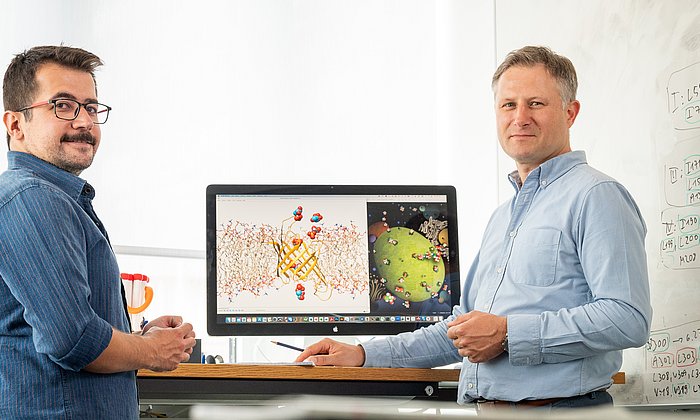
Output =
[{"x1": 206, "y1": 185, "x2": 460, "y2": 336}]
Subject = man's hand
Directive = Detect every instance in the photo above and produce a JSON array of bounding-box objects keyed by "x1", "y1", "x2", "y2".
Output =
[
  {"x1": 141, "y1": 322, "x2": 196, "y2": 372},
  {"x1": 446, "y1": 310, "x2": 507, "y2": 363},
  {"x1": 141, "y1": 315, "x2": 186, "y2": 333},
  {"x1": 294, "y1": 338, "x2": 365, "y2": 366},
  {"x1": 84, "y1": 320, "x2": 196, "y2": 374}
]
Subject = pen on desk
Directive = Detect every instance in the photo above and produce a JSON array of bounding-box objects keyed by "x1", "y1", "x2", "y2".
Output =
[{"x1": 271, "y1": 340, "x2": 304, "y2": 352}]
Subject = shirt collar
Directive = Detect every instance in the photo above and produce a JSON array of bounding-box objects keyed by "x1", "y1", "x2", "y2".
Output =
[
  {"x1": 508, "y1": 150, "x2": 588, "y2": 192},
  {"x1": 7, "y1": 151, "x2": 89, "y2": 201}
]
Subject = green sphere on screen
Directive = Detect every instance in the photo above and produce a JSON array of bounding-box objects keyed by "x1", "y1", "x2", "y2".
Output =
[{"x1": 373, "y1": 227, "x2": 445, "y2": 302}]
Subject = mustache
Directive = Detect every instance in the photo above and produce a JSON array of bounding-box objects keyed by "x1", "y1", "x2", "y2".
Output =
[{"x1": 61, "y1": 132, "x2": 97, "y2": 145}]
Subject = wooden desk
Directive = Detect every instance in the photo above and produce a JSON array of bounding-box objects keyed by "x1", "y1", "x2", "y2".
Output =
[
  {"x1": 137, "y1": 364, "x2": 460, "y2": 401},
  {"x1": 137, "y1": 365, "x2": 624, "y2": 403}
]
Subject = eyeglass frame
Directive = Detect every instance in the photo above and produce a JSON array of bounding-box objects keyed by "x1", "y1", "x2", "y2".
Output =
[{"x1": 16, "y1": 98, "x2": 112, "y2": 124}]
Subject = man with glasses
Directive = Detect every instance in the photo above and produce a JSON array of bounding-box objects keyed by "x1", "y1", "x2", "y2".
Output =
[{"x1": 0, "y1": 46, "x2": 196, "y2": 418}]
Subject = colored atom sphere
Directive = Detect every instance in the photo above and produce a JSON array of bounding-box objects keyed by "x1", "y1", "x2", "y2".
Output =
[
  {"x1": 373, "y1": 226, "x2": 445, "y2": 303},
  {"x1": 295, "y1": 283, "x2": 306, "y2": 300},
  {"x1": 307, "y1": 225, "x2": 322, "y2": 239},
  {"x1": 293, "y1": 206, "x2": 303, "y2": 221}
]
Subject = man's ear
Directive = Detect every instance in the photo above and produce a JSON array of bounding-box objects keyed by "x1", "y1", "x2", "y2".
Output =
[
  {"x1": 566, "y1": 100, "x2": 581, "y2": 127},
  {"x1": 3, "y1": 111, "x2": 25, "y2": 146}
]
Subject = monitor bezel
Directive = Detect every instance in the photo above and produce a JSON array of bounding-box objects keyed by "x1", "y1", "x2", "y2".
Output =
[{"x1": 206, "y1": 184, "x2": 460, "y2": 336}]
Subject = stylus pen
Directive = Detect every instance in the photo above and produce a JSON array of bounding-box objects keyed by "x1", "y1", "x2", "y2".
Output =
[{"x1": 271, "y1": 340, "x2": 304, "y2": 352}]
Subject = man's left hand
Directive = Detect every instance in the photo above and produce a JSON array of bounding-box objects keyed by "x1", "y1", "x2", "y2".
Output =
[
  {"x1": 140, "y1": 315, "x2": 196, "y2": 358},
  {"x1": 446, "y1": 311, "x2": 507, "y2": 363},
  {"x1": 141, "y1": 315, "x2": 183, "y2": 333}
]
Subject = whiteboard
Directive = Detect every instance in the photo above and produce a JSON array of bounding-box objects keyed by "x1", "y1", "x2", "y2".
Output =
[{"x1": 495, "y1": 0, "x2": 700, "y2": 406}]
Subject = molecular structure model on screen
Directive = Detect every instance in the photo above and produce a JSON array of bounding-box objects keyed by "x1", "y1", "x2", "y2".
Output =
[
  {"x1": 270, "y1": 206, "x2": 330, "y2": 300},
  {"x1": 216, "y1": 205, "x2": 367, "y2": 303}
]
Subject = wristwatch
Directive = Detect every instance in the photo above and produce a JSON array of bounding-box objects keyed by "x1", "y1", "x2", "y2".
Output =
[{"x1": 501, "y1": 332, "x2": 509, "y2": 352}]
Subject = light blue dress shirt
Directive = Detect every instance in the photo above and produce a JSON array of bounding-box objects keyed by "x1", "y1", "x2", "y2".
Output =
[
  {"x1": 362, "y1": 151, "x2": 652, "y2": 403},
  {"x1": 0, "y1": 152, "x2": 137, "y2": 419}
]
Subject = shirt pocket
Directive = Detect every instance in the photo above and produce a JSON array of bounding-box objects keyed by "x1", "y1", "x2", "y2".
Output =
[{"x1": 509, "y1": 228, "x2": 562, "y2": 287}]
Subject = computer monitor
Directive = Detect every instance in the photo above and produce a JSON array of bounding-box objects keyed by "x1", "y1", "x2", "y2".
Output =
[{"x1": 206, "y1": 184, "x2": 460, "y2": 336}]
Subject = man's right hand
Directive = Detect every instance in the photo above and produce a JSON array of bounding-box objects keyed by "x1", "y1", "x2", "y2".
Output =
[
  {"x1": 294, "y1": 338, "x2": 365, "y2": 367},
  {"x1": 85, "y1": 322, "x2": 195, "y2": 374},
  {"x1": 142, "y1": 322, "x2": 196, "y2": 372}
]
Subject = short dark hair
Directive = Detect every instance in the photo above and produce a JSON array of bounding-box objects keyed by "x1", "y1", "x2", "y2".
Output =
[
  {"x1": 492, "y1": 46, "x2": 578, "y2": 107},
  {"x1": 3, "y1": 45, "x2": 103, "y2": 148}
]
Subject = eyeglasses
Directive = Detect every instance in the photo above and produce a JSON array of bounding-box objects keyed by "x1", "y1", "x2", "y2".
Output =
[{"x1": 17, "y1": 98, "x2": 112, "y2": 124}]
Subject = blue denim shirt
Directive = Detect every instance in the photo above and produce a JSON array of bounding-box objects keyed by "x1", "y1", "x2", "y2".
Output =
[
  {"x1": 362, "y1": 151, "x2": 652, "y2": 403},
  {"x1": 0, "y1": 152, "x2": 137, "y2": 419}
]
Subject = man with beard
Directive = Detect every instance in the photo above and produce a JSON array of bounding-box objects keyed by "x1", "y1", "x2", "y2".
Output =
[{"x1": 0, "y1": 46, "x2": 196, "y2": 419}]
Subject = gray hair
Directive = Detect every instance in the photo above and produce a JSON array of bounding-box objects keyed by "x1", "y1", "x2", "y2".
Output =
[{"x1": 492, "y1": 46, "x2": 578, "y2": 107}]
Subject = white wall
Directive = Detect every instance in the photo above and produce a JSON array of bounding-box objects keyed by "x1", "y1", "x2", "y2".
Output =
[{"x1": 1, "y1": 1, "x2": 498, "y2": 354}]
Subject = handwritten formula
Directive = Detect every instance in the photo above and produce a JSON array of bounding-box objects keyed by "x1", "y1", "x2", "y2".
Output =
[
  {"x1": 660, "y1": 207, "x2": 700, "y2": 269},
  {"x1": 645, "y1": 320, "x2": 700, "y2": 403},
  {"x1": 667, "y1": 62, "x2": 700, "y2": 131}
]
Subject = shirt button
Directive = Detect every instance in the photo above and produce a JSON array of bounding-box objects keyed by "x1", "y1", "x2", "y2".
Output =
[
  {"x1": 497, "y1": 267, "x2": 503, "y2": 274},
  {"x1": 509, "y1": 231, "x2": 516, "y2": 238},
  {"x1": 468, "y1": 383, "x2": 474, "y2": 389},
  {"x1": 541, "y1": 180, "x2": 547, "y2": 186}
]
